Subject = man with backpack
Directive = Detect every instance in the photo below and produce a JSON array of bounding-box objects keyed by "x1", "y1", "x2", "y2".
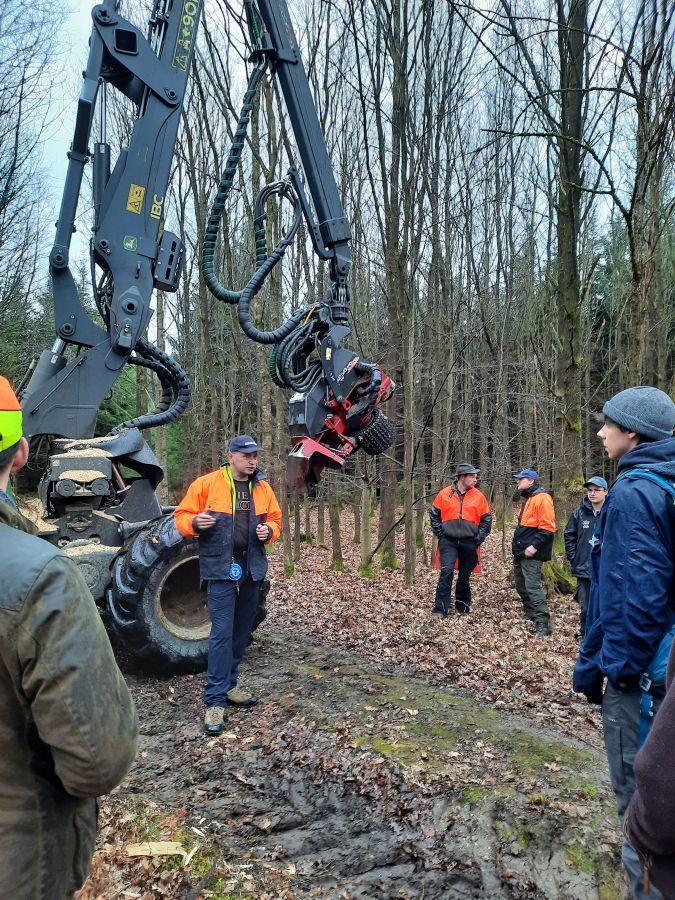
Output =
[
  {"x1": 574, "y1": 386, "x2": 675, "y2": 900},
  {"x1": 512, "y1": 469, "x2": 556, "y2": 636},
  {"x1": 429, "y1": 464, "x2": 492, "y2": 616},
  {"x1": 564, "y1": 476, "x2": 608, "y2": 636}
]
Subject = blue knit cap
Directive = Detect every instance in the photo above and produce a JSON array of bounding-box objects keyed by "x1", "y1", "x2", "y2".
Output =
[{"x1": 603, "y1": 387, "x2": 675, "y2": 441}]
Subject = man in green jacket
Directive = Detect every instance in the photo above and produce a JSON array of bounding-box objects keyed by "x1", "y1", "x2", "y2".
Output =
[{"x1": 0, "y1": 376, "x2": 138, "y2": 899}]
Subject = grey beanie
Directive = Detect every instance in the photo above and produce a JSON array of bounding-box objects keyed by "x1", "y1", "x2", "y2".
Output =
[{"x1": 603, "y1": 387, "x2": 675, "y2": 441}]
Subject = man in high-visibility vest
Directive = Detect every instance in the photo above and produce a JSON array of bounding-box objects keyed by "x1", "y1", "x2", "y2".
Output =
[
  {"x1": 429, "y1": 464, "x2": 492, "y2": 616},
  {"x1": 512, "y1": 468, "x2": 556, "y2": 636},
  {"x1": 175, "y1": 436, "x2": 282, "y2": 735}
]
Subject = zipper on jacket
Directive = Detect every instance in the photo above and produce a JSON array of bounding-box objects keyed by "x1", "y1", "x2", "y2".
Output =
[{"x1": 451, "y1": 486, "x2": 466, "y2": 521}]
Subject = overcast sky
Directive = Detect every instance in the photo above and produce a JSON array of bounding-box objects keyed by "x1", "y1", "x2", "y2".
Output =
[{"x1": 41, "y1": 1, "x2": 99, "y2": 260}]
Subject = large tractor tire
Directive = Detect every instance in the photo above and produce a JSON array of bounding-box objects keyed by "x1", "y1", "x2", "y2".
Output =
[{"x1": 109, "y1": 515, "x2": 209, "y2": 673}]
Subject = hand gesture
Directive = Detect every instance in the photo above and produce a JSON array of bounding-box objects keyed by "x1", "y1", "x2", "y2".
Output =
[{"x1": 194, "y1": 511, "x2": 216, "y2": 530}]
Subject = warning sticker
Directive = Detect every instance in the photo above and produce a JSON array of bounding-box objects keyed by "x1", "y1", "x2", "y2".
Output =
[{"x1": 126, "y1": 184, "x2": 145, "y2": 214}]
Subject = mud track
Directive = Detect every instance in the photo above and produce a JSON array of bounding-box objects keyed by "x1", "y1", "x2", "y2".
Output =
[{"x1": 120, "y1": 624, "x2": 625, "y2": 899}]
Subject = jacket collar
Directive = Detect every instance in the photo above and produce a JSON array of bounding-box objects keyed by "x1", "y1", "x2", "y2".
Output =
[
  {"x1": 0, "y1": 496, "x2": 39, "y2": 535},
  {"x1": 222, "y1": 464, "x2": 266, "y2": 486},
  {"x1": 617, "y1": 438, "x2": 675, "y2": 480}
]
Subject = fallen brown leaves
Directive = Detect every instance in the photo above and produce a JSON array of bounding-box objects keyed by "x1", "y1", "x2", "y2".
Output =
[
  {"x1": 76, "y1": 512, "x2": 616, "y2": 898},
  {"x1": 268, "y1": 519, "x2": 599, "y2": 746}
]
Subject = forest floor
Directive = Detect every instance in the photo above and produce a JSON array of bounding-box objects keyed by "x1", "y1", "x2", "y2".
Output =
[{"x1": 75, "y1": 526, "x2": 629, "y2": 900}]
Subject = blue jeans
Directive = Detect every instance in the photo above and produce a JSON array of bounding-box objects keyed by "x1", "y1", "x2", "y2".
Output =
[{"x1": 204, "y1": 576, "x2": 261, "y2": 707}]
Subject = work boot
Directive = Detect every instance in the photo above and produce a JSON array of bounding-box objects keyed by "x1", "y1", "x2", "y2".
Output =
[
  {"x1": 535, "y1": 623, "x2": 551, "y2": 637},
  {"x1": 204, "y1": 706, "x2": 224, "y2": 735},
  {"x1": 226, "y1": 687, "x2": 259, "y2": 708}
]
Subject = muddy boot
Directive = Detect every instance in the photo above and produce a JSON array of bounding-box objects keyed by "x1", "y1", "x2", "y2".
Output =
[
  {"x1": 204, "y1": 706, "x2": 224, "y2": 735},
  {"x1": 226, "y1": 687, "x2": 259, "y2": 708}
]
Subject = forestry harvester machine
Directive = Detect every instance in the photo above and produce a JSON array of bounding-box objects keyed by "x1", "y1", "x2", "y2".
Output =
[{"x1": 17, "y1": 0, "x2": 395, "y2": 670}]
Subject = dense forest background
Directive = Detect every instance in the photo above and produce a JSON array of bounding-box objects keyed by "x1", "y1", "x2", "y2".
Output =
[{"x1": 2, "y1": 0, "x2": 675, "y2": 583}]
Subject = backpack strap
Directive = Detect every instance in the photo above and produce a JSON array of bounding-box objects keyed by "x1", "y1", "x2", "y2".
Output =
[{"x1": 615, "y1": 468, "x2": 675, "y2": 501}]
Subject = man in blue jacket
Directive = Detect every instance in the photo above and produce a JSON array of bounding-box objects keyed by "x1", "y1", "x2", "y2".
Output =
[
  {"x1": 564, "y1": 476, "x2": 607, "y2": 636},
  {"x1": 574, "y1": 386, "x2": 675, "y2": 900}
]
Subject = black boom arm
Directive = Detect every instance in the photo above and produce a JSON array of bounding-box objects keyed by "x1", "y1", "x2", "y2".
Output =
[{"x1": 21, "y1": 0, "x2": 203, "y2": 439}]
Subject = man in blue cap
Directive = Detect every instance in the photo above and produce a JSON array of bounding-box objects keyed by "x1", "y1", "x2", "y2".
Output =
[
  {"x1": 512, "y1": 468, "x2": 556, "y2": 636},
  {"x1": 564, "y1": 476, "x2": 608, "y2": 637},
  {"x1": 175, "y1": 435, "x2": 282, "y2": 735},
  {"x1": 574, "y1": 386, "x2": 675, "y2": 899}
]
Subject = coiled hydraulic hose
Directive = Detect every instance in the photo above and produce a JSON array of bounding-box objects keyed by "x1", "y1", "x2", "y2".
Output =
[
  {"x1": 113, "y1": 338, "x2": 191, "y2": 432},
  {"x1": 275, "y1": 314, "x2": 323, "y2": 392},
  {"x1": 236, "y1": 180, "x2": 308, "y2": 345}
]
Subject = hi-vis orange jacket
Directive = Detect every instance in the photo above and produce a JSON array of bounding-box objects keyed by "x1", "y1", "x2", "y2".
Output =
[
  {"x1": 512, "y1": 487, "x2": 556, "y2": 561},
  {"x1": 429, "y1": 484, "x2": 493, "y2": 543},
  {"x1": 174, "y1": 467, "x2": 281, "y2": 582}
]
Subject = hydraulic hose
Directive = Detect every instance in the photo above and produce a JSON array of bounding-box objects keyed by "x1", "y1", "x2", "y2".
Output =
[
  {"x1": 236, "y1": 181, "x2": 306, "y2": 344},
  {"x1": 113, "y1": 338, "x2": 191, "y2": 432},
  {"x1": 202, "y1": 62, "x2": 267, "y2": 303}
]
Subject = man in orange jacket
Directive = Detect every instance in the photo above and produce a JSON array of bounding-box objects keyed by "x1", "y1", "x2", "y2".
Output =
[
  {"x1": 174, "y1": 435, "x2": 282, "y2": 735},
  {"x1": 512, "y1": 468, "x2": 556, "y2": 636},
  {"x1": 429, "y1": 464, "x2": 492, "y2": 616}
]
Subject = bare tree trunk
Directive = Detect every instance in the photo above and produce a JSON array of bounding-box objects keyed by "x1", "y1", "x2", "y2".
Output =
[
  {"x1": 328, "y1": 482, "x2": 344, "y2": 571},
  {"x1": 360, "y1": 470, "x2": 374, "y2": 576},
  {"x1": 351, "y1": 479, "x2": 361, "y2": 545},
  {"x1": 304, "y1": 499, "x2": 313, "y2": 545},
  {"x1": 416, "y1": 475, "x2": 428, "y2": 566},
  {"x1": 293, "y1": 494, "x2": 302, "y2": 561},
  {"x1": 280, "y1": 488, "x2": 294, "y2": 576},
  {"x1": 317, "y1": 497, "x2": 325, "y2": 545},
  {"x1": 554, "y1": 0, "x2": 587, "y2": 482}
]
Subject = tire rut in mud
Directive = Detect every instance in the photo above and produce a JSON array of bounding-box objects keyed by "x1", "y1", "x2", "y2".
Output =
[{"x1": 120, "y1": 624, "x2": 622, "y2": 899}]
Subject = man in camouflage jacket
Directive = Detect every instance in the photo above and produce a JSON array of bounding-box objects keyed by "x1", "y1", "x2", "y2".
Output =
[{"x1": 0, "y1": 376, "x2": 138, "y2": 899}]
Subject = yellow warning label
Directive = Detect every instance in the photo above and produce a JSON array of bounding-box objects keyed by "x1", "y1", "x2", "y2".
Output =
[{"x1": 126, "y1": 184, "x2": 145, "y2": 214}]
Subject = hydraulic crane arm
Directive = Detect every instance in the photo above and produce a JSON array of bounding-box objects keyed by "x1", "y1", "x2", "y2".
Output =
[
  {"x1": 254, "y1": 0, "x2": 352, "y2": 285},
  {"x1": 21, "y1": 0, "x2": 200, "y2": 439},
  {"x1": 203, "y1": 0, "x2": 396, "y2": 490},
  {"x1": 20, "y1": 0, "x2": 395, "y2": 493}
]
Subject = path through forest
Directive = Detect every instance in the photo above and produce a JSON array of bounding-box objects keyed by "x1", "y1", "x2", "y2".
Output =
[{"x1": 77, "y1": 531, "x2": 627, "y2": 899}]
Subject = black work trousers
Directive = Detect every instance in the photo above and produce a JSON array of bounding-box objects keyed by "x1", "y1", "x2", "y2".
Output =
[{"x1": 433, "y1": 537, "x2": 478, "y2": 615}]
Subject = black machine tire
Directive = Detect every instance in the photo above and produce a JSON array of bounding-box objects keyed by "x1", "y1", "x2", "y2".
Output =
[
  {"x1": 108, "y1": 515, "x2": 209, "y2": 673},
  {"x1": 353, "y1": 409, "x2": 396, "y2": 456}
]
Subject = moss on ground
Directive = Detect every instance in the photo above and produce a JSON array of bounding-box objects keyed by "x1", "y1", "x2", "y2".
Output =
[
  {"x1": 370, "y1": 736, "x2": 425, "y2": 765},
  {"x1": 565, "y1": 841, "x2": 596, "y2": 874},
  {"x1": 461, "y1": 783, "x2": 490, "y2": 806}
]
